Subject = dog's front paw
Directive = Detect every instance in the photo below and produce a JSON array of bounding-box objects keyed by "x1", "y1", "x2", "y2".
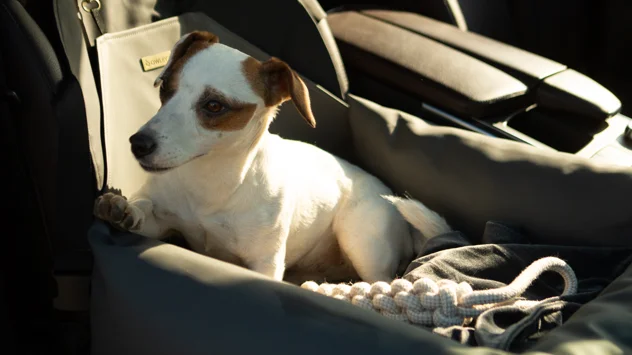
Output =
[{"x1": 94, "y1": 192, "x2": 144, "y2": 231}]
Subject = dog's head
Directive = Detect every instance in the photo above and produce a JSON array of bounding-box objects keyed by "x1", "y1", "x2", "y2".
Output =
[{"x1": 130, "y1": 31, "x2": 315, "y2": 172}]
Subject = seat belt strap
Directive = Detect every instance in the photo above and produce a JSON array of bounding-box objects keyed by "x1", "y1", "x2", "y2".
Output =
[
  {"x1": 77, "y1": 0, "x2": 106, "y2": 47},
  {"x1": 54, "y1": 0, "x2": 106, "y2": 190},
  {"x1": 444, "y1": 0, "x2": 468, "y2": 31}
]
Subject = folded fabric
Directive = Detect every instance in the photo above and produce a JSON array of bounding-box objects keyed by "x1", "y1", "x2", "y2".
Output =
[{"x1": 404, "y1": 221, "x2": 632, "y2": 351}]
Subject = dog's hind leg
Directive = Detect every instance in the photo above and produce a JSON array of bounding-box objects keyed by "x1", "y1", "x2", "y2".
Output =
[{"x1": 333, "y1": 197, "x2": 413, "y2": 283}]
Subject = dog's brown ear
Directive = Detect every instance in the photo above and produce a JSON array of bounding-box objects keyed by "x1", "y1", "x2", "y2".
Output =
[
  {"x1": 261, "y1": 57, "x2": 316, "y2": 128},
  {"x1": 154, "y1": 31, "x2": 220, "y2": 88}
]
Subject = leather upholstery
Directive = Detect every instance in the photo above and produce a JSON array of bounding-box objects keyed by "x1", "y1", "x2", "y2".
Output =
[
  {"x1": 328, "y1": 11, "x2": 528, "y2": 118},
  {"x1": 328, "y1": 9, "x2": 622, "y2": 122},
  {"x1": 360, "y1": 9, "x2": 566, "y2": 86},
  {"x1": 537, "y1": 69, "x2": 622, "y2": 120}
]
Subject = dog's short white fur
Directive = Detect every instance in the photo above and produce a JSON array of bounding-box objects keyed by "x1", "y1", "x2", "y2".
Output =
[{"x1": 95, "y1": 31, "x2": 450, "y2": 283}]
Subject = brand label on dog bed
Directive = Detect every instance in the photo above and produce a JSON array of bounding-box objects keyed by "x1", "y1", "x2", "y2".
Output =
[{"x1": 140, "y1": 51, "x2": 171, "y2": 72}]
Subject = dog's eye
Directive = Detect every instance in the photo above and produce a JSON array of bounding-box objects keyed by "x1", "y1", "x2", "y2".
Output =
[{"x1": 204, "y1": 100, "x2": 225, "y2": 114}]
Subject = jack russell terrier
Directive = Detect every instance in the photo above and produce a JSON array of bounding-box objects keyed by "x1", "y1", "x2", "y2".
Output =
[{"x1": 94, "y1": 31, "x2": 451, "y2": 283}]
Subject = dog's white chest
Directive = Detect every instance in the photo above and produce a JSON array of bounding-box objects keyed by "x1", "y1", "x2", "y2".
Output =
[
  {"x1": 156, "y1": 203, "x2": 244, "y2": 262},
  {"x1": 192, "y1": 207, "x2": 266, "y2": 260}
]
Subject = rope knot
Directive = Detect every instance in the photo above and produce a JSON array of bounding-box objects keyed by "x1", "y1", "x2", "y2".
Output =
[{"x1": 301, "y1": 257, "x2": 578, "y2": 328}]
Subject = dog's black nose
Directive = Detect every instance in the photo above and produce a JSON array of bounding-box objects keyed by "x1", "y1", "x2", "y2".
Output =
[{"x1": 130, "y1": 133, "x2": 157, "y2": 158}]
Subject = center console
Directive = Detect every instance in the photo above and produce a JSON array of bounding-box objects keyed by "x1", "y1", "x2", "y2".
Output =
[{"x1": 327, "y1": 9, "x2": 632, "y2": 167}]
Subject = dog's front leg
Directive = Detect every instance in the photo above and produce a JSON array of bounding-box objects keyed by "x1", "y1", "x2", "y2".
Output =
[
  {"x1": 94, "y1": 192, "x2": 169, "y2": 239},
  {"x1": 243, "y1": 231, "x2": 288, "y2": 281}
]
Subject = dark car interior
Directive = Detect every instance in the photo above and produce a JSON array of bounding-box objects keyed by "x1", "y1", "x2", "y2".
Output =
[
  {"x1": 2, "y1": 0, "x2": 632, "y2": 354},
  {"x1": 322, "y1": 0, "x2": 632, "y2": 161}
]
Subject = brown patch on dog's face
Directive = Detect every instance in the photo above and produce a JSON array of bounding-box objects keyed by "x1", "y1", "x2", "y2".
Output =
[
  {"x1": 241, "y1": 57, "x2": 266, "y2": 102},
  {"x1": 241, "y1": 56, "x2": 316, "y2": 128},
  {"x1": 155, "y1": 31, "x2": 220, "y2": 104},
  {"x1": 194, "y1": 87, "x2": 257, "y2": 131}
]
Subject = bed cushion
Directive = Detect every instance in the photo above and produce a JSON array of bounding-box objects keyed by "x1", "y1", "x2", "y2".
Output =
[
  {"x1": 89, "y1": 95, "x2": 632, "y2": 354},
  {"x1": 89, "y1": 219, "x2": 632, "y2": 355},
  {"x1": 347, "y1": 94, "x2": 632, "y2": 247},
  {"x1": 88, "y1": 222, "x2": 473, "y2": 355}
]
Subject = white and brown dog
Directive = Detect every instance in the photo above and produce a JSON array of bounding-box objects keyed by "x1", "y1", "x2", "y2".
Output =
[{"x1": 94, "y1": 31, "x2": 450, "y2": 283}]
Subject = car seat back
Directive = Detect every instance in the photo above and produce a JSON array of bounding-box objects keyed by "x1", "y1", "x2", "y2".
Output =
[
  {"x1": 0, "y1": 0, "x2": 96, "y2": 273},
  {"x1": 0, "y1": 0, "x2": 95, "y2": 351}
]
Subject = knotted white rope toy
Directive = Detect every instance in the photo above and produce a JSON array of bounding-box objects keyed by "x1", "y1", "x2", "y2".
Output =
[{"x1": 301, "y1": 257, "x2": 577, "y2": 328}]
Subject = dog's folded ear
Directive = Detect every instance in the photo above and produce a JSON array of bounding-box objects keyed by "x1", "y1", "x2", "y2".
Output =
[
  {"x1": 154, "y1": 31, "x2": 220, "y2": 88},
  {"x1": 261, "y1": 58, "x2": 316, "y2": 128}
]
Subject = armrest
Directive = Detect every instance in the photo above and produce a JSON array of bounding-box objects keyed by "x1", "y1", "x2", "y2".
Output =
[
  {"x1": 327, "y1": 11, "x2": 529, "y2": 118},
  {"x1": 537, "y1": 69, "x2": 622, "y2": 121},
  {"x1": 360, "y1": 10, "x2": 566, "y2": 85},
  {"x1": 355, "y1": 10, "x2": 621, "y2": 121}
]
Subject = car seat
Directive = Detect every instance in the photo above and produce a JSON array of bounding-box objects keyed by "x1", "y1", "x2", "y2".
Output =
[{"x1": 2, "y1": 0, "x2": 632, "y2": 354}]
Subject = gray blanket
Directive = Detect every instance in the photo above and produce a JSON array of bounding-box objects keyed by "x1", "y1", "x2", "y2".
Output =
[{"x1": 403, "y1": 221, "x2": 632, "y2": 351}]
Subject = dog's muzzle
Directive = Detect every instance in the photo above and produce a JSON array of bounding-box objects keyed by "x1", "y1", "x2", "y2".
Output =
[{"x1": 130, "y1": 132, "x2": 157, "y2": 159}]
